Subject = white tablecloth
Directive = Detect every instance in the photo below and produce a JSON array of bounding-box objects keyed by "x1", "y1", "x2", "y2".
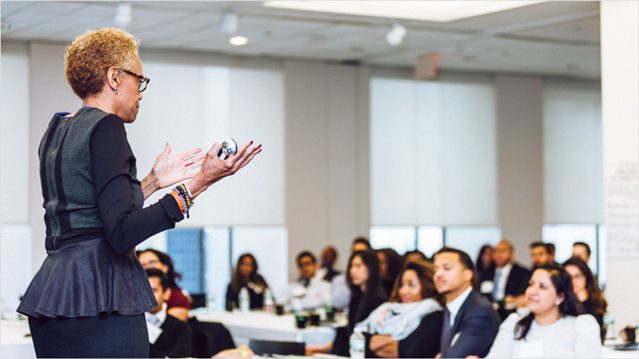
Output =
[
  {"x1": 1, "y1": 320, "x2": 36, "y2": 358},
  {"x1": 194, "y1": 311, "x2": 337, "y2": 347}
]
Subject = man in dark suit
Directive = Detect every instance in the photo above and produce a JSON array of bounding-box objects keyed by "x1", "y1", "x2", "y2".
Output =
[
  {"x1": 433, "y1": 247, "x2": 500, "y2": 358},
  {"x1": 318, "y1": 246, "x2": 341, "y2": 282},
  {"x1": 145, "y1": 268, "x2": 193, "y2": 358},
  {"x1": 489, "y1": 240, "x2": 531, "y2": 320}
]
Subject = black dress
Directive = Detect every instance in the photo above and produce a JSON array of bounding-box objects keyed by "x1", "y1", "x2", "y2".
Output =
[
  {"x1": 332, "y1": 293, "x2": 387, "y2": 357},
  {"x1": 225, "y1": 276, "x2": 269, "y2": 310},
  {"x1": 582, "y1": 298, "x2": 605, "y2": 343},
  {"x1": 19, "y1": 108, "x2": 185, "y2": 358}
]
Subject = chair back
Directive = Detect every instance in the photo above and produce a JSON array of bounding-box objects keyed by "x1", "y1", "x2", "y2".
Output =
[{"x1": 248, "y1": 339, "x2": 305, "y2": 356}]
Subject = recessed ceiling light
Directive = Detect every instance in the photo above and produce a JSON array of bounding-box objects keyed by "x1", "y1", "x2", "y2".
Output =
[
  {"x1": 263, "y1": 1, "x2": 546, "y2": 23},
  {"x1": 229, "y1": 36, "x2": 248, "y2": 46}
]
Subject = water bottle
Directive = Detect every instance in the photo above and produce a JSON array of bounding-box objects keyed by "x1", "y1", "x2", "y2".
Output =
[
  {"x1": 349, "y1": 327, "x2": 365, "y2": 358},
  {"x1": 263, "y1": 288, "x2": 275, "y2": 314},
  {"x1": 239, "y1": 287, "x2": 250, "y2": 313}
]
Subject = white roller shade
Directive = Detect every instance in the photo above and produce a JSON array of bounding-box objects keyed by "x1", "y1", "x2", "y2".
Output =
[
  {"x1": 543, "y1": 80, "x2": 603, "y2": 224},
  {"x1": 370, "y1": 77, "x2": 497, "y2": 226}
]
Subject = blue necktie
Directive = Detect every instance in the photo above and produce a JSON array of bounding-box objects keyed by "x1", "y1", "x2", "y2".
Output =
[
  {"x1": 492, "y1": 269, "x2": 502, "y2": 300},
  {"x1": 440, "y1": 307, "x2": 452, "y2": 355}
]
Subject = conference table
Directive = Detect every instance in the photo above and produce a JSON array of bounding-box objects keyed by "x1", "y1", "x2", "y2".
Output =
[{"x1": 194, "y1": 310, "x2": 342, "y2": 347}]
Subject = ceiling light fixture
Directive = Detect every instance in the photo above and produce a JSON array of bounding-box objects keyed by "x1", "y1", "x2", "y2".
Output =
[
  {"x1": 263, "y1": 1, "x2": 546, "y2": 23},
  {"x1": 114, "y1": 3, "x2": 133, "y2": 28},
  {"x1": 386, "y1": 21, "x2": 406, "y2": 46},
  {"x1": 229, "y1": 36, "x2": 248, "y2": 46},
  {"x1": 220, "y1": 11, "x2": 238, "y2": 35}
]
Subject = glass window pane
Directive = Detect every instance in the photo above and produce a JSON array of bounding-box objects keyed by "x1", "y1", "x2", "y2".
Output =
[
  {"x1": 417, "y1": 226, "x2": 444, "y2": 258},
  {"x1": 167, "y1": 228, "x2": 203, "y2": 294},
  {"x1": 542, "y1": 224, "x2": 597, "y2": 274},
  {"x1": 370, "y1": 226, "x2": 416, "y2": 254},
  {"x1": 203, "y1": 227, "x2": 231, "y2": 312},
  {"x1": 231, "y1": 227, "x2": 288, "y2": 303},
  {"x1": 445, "y1": 227, "x2": 501, "y2": 265}
]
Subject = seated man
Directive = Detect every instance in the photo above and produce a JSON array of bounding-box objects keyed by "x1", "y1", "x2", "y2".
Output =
[
  {"x1": 433, "y1": 247, "x2": 500, "y2": 358},
  {"x1": 530, "y1": 241, "x2": 552, "y2": 269},
  {"x1": 486, "y1": 240, "x2": 530, "y2": 321},
  {"x1": 316, "y1": 245, "x2": 342, "y2": 282},
  {"x1": 278, "y1": 251, "x2": 331, "y2": 311},
  {"x1": 573, "y1": 241, "x2": 591, "y2": 264},
  {"x1": 145, "y1": 269, "x2": 193, "y2": 358}
]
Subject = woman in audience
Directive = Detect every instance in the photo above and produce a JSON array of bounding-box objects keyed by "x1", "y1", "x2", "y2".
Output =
[
  {"x1": 225, "y1": 253, "x2": 269, "y2": 310},
  {"x1": 361, "y1": 260, "x2": 444, "y2": 358},
  {"x1": 139, "y1": 249, "x2": 191, "y2": 321},
  {"x1": 378, "y1": 248, "x2": 404, "y2": 298},
  {"x1": 485, "y1": 264, "x2": 601, "y2": 358},
  {"x1": 305, "y1": 250, "x2": 386, "y2": 356},
  {"x1": 476, "y1": 244, "x2": 496, "y2": 284},
  {"x1": 563, "y1": 257, "x2": 607, "y2": 343}
]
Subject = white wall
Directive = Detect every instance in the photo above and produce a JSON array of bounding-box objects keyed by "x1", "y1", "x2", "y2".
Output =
[{"x1": 600, "y1": 1, "x2": 639, "y2": 327}]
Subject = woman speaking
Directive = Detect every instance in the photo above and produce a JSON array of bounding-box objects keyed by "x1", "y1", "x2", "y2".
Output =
[{"x1": 17, "y1": 28, "x2": 261, "y2": 358}]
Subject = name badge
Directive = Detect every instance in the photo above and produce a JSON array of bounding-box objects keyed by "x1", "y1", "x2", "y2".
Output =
[
  {"x1": 451, "y1": 333, "x2": 461, "y2": 347},
  {"x1": 480, "y1": 280, "x2": 494, "y2": 294}
]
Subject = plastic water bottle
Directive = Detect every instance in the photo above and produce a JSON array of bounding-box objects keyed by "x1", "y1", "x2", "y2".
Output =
[
  {"x1": 263, "y1": 288, "x2": 275, "y2": 314},
  {"x1": 349, "y1": 327, "x2": 365, "y2": 358},
  {"x1": 239, "y1": 287, "x2": 250, "y2": 313}
]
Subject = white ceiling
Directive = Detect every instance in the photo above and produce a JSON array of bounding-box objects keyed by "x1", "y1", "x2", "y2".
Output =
[{"x1": 1, "y1": 1, "x2": 602, "y2": 79}]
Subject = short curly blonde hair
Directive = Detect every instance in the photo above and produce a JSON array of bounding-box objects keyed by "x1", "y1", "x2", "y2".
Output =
[{"x1": 65, "y1": 28, "x2": 140, "y2": 99}]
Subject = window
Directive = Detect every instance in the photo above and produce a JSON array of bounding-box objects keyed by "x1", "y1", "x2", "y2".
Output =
[
  {"x1": 444, "y1": 227, "x2": 501, "y2": 265},
  {"x1": 370, "y1": 226, "x2": 416, "y2": 254}
]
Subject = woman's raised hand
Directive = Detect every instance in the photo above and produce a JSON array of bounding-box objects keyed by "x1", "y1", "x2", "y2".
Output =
[
  {"x1": 142, "y1": 143, "x2": 206, "y2": 199},
  {"x1": 188, "y1": 140, "x2": 262, "y2": 199}
]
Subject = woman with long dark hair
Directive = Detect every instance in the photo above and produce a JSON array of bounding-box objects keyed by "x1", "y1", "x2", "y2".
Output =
[
  {"x1": 378, "y1": 248, "x2": 403, "y2": 298},
  {"x1": 305, "y1": 250, "x2": 386, "y2": 356},
  {"x1": 563, "y1": 257, "x2": 607, "y2": 343},
  {"x1": 225, "y1": 253, "x2": 269, "y2": 310},
  {"x1": 138, "y1": 249, "x2": 190, "y2": 321},
  {"x1": 475, "y1": 244, "x2": 496, "y2": 284},
  {"x1": 363, "y1": 260, "x2": 444, "y2": 358},
  {"x1": 486, "y1": 264, "x2": 601, "y2": 358}
]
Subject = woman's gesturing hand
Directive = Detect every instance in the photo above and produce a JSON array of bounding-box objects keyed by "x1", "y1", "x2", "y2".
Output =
[
  {"x1": 188, "y1": 140, "x2": 262, "y2": 199},
  {"x1": 142, "y1": 143, "x2": 206, "y2": 199}
]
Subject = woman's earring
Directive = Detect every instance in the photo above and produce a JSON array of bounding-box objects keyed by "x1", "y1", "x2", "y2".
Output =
[{"x1": 114, "y1": 88, "x2": 119, "y2": 95}]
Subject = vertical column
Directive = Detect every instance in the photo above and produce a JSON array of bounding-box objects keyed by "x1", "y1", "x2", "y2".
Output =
[
  {"x1": 495, "y1": 75, "x2": 544, "y2": 265},
  {"x1": 283, "y1": 60, "x2": 370, "y2": 278},
  {"x1": 600, "y1": 1, "x2": 639, "y2": 326}
]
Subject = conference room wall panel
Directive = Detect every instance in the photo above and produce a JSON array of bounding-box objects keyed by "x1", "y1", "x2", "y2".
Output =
[{"x1": 0, "y1": 42, "x2": 29, "y2": 224}]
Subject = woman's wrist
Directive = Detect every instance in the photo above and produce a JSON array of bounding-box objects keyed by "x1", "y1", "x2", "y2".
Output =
[
  {"x1": 187, "y1": 176, "x2": 208, "y2": 200},
  {"x1": 141, "y1": 172, "x2": 160, "y2": 199}
]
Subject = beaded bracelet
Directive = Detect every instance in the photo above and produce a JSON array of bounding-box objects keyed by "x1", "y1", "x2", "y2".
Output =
[
  {"x1": 171, "y1": 188, "x2": 190, "y2": 218},
  {"x1": 170, "y1": 190, "x2": 185, "y2": 213},
  {"x1": 176, "y1": 184, "x2": 193, "y2": 210}
]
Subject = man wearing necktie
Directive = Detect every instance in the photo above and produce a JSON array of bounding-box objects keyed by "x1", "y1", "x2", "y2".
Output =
[
  {"x1": 277, "y1": 251, "x2": 332, "y2": 311},
  {"x1": 145, "y1": 269, "x2": 193, "y2": 358},
  {"x1": 433, "y1": 248, "x2": 500, "y2": 358},
  {"x1": 491, "y1": 241, "x2": 531, "y2": 321}
]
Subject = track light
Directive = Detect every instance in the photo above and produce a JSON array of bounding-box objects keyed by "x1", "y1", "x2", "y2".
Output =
[
  {"x1": 114, "y1": 3, "x2": 132, "y2": 28},
  {"x1": 386, "y1": 21, "x2": 406, "y2": 47},
  {"x1": 229, "y1": 36, "x2": 248, "y2": 46},
  {"x1": 220, "y1": 11, "x2": 238, "y2": 35}
]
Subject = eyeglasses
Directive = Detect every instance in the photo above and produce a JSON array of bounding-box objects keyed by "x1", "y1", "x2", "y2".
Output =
[{"x1": 119, "y1": 68, "x2": 150, "y2": 92}]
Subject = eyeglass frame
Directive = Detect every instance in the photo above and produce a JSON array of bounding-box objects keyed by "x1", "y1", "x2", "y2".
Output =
[{"x1": 118, "y1": 68, "x2": 150, "y2": 93}]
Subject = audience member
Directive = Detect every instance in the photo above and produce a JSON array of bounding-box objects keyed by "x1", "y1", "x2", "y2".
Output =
[
  {"x1": 433, "y1": 247, "x2": 500, "y2": 358},
  {"x1": 331, "y1": 236, "x2": 373, "y2": 311},
  {"x1": 489, "y1": 241, "x2": 531, "y2": 321},
  {"x1": 486, "y1": 264, "x2": 601, "y2": 358},
  {"x1": 530, "y1": 241, "x2": 551, "y2": 269},
  {"x1": 403, "y1": 249, "x2": 429, "y2": 266},
  {"x1": 317, "y1": 246, "x2": 341, "y2": 282},
  {"x1": 145, "y1": 269, "x2": 192, "y2": 358},
  {"x1": 476, "y1": 245, "x2": 496, "y2": 285},
  {"x1": 563, "y1": 257, "x2": 607, "y2": 343},
  {"x1": 139, "y1": 249, "x2": 191, "y2": 321},
  {"x1": 353, "y1": 236, "x2": 373, "y2": 252},
  {"x1": 278, "y1": 251, "x2": 331, "y2": 311},
  {"x1": 362, "y1": 261, "x2": 444, "y2": 358},
  {"x1": 378, "y1": 248, "x2": 404, "y2": 297},
  {"x1": 306, "y1": 250, "x2": 386, "y2": 356},
  {"x1": 573, "y1": 242, "x2": 592, "y2": 264},
  {"x1": 546, "y1": 243, "x2": 558, "y2": 264},
  {"x1": 226, "y1": 253, "x2": 269, "y2": 311}
]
